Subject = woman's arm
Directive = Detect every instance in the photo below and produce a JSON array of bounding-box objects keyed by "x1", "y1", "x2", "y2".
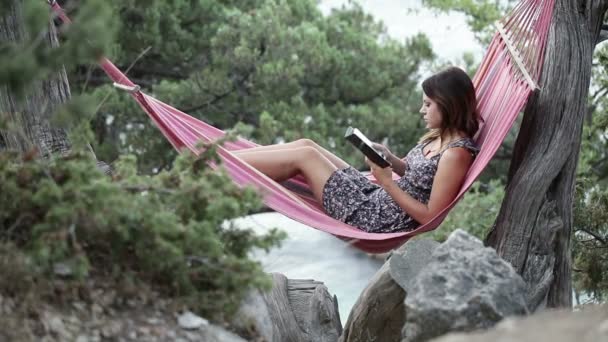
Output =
[
  {"x1": 371, "y1": 148, "x2": 472, "y2": 224},
  {"x1": 386, "y1": 153, "x2": 407, "y2": 176}
]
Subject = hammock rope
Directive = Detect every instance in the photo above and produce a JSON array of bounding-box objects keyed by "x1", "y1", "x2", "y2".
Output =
[{"x1": 49, "y1": 0, "x2": 556, "y2": 253}]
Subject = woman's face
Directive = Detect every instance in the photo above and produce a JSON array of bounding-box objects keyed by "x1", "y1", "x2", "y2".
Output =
[{"x1": 420, "y1": 93, "x2": 443, "y2": 129}]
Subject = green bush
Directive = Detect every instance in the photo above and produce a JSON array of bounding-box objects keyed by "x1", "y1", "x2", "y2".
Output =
[
  {"x1": 429, "y1": 179, "x2": 505, "y2": 242},
  {"x1": 573, "y1": 177, "x2": 608, "y2": 302},
  {"x1": 0, "y1": 148, "x2": 285, "y2": 319}
]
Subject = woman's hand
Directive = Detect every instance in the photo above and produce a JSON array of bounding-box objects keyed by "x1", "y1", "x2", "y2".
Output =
[
  {"x1": 365, "y1": 157, "x2": 393, "y2": 186},
  {"x1": 372, "y1": 143, "x2": 391, "y2": 157},
  {"x1": 371, "y1": 142, "x2": 407, "y2": 177}
]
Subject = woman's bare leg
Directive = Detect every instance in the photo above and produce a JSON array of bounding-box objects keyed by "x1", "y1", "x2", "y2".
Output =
[
  {"x1": 236, "y1": 146, "x2": 337, "y2": 203},
  {"x1": 232, "y1": 138, "x2": 349, "y2": 169}
]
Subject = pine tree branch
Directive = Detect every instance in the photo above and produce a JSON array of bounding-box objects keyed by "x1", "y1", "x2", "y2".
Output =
[
  {"x1": 180, "y1": 89, "x2": 234, "y2": 113},
  {"x1": 121, "y1": 184, "x2": 175, "y2": 195},
  {"x1": 576, "y1": 227, "x2": 607, "y2": 245},
  {"x1": 126, "y1": 65, "x2": 191, "y2": 80}
]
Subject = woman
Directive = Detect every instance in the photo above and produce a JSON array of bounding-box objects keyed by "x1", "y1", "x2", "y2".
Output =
[{"x1": 233, "y1": 67, "x2": 480, "y2": 233}]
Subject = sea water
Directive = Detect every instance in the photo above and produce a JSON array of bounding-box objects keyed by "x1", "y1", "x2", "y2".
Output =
[{"x1": 230, "y1": 212, "x2": 384, "y2": 323}]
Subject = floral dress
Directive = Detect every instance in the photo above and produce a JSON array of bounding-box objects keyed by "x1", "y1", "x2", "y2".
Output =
[{"x1": 322, "y1": 137, "x2": 479, "y2": 233}]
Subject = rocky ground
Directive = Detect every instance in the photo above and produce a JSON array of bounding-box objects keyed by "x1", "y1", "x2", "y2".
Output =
[
  {"x1": 2, "y1": 230, "x2": 606, "y2": 342},
  {"x1": 0, "y1": 281, "x2": 250, "y2": 342}
]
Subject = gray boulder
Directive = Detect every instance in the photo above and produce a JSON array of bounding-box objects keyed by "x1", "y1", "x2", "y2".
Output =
[
  {"x1": 430, "y1": 304, "x2": 608, "y2": 342},
  {"x1": 340, "y1": 262, "x2": 405, "y2": 342},
  {"x1": 402, "y1": 229, "x2": 529, "y2": 342},
  {"x1": 341, "y1": 238, "x2": 438, "y2": 342},
  {"x1": 389, "y1": 238, "x2": 440, "y2": 292}
]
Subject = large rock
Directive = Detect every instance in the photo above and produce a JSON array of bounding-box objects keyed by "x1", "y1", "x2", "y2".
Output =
[
  {"x1": 233, "y1": 273, "x2": 341, "y2": 342},
  {"x1": 402, "y1": 229, "x2": 529, "y2": 342},
  {"x1": 389, "y1": 238, "x2": 440, "y2": 292},
  {"x1": 341, "y1": 238, "x2": 438, "y2": 342},
  {"x1": 430, "y1": 304, "x2": 608, "y2": 342},
  {"x1": 340, "y1": 262, "x2": 405, "y2": 342}
]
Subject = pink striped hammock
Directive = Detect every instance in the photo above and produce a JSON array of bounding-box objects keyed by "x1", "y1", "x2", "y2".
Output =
[{"x1": 51, "y1": 0, "x2": 555, "y2": 253}]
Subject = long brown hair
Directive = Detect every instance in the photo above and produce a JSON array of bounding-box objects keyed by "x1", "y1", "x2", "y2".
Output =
[{"x1": 418, "y1": 67, "x2": 480, "y2": 143}]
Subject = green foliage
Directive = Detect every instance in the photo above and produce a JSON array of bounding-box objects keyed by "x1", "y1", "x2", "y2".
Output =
[
  {"x1": 0, "y1": 0, "x2": 437, "y2": 321},
  {"x1": 429, "y1": 179, "x2": 505, "y2": 242},
  {"x1": 572, "y1": 43, "x2": 608, "y2": 302},
  {"x1": 573, "y1": 178, "x2": 608, "y2": 302},
  {"x1": 75, "y1": 0, "x2": 434, "y2": 173},
  {"x1": 0, "y1": 0, "x2": 117, "y2": 158},
  {"x1": 422, "y1": 0, "x2": 517, "y2": 44},
  {"x1": 0, "y1": 0, "x2": 116, "y2": 97},
  {"x1": 0, "y1": 150, "x2": 285, "y2": 319},
  {"x1": 1, "y1": 2, "x2": 287, "y2": 319}
]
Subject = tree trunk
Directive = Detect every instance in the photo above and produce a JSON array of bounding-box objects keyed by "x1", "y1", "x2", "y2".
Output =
[
  {"x1": 1, "y1": 1, "x2": 112, "y2": 174},
  {"x1": 486, "y1": 0, "x2": 608, "y2": 310},
  {"x1": 233, "y1": 273, "x2": 342, "y2": 342},
  {"x1": 0, "y1": 1, "x2": 72, "y2": 157}
]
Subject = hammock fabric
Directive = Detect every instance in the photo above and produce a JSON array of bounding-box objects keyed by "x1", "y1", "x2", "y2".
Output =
[{"x1": 51, "y1": 0, "x2": 555, "y2": 253}]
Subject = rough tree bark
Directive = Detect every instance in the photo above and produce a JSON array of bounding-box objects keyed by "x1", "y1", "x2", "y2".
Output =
[
  {"x1": 0, "y1": 1, "x2": 72, "y2": 157},
  {"x1": 486, "y1": 0, "x2": 608, "y2": 310},
  {"x1": 0, "y1": 1, "x2": 111, "y2": 174},
  {"x1": 233, "y1": 273, "x2": 342, "y2": 342}
]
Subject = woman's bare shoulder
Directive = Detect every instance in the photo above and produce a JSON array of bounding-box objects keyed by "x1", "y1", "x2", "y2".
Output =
[{"x1": 439, "y1": 147, "x2": 474, "y2": 166}]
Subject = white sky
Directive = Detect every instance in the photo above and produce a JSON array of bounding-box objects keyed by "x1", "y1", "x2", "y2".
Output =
[{"x1": 318, "y1": 0, "x2": 484, "y2": 62}]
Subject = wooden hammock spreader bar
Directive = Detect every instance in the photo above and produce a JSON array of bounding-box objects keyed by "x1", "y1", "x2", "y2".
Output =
[
  {"x1": 495, "y1": 21, "x2": 539, "y2": 90},
  {"x1": 113, "y1": 82, "x2": 141, "y2": 93}
]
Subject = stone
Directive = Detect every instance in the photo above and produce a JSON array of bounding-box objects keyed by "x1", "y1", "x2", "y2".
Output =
[
  {"x1": 53, "y1": 262, "x2": 73, "y2": 277},
  {"x1": 147, "y1": 317, "x2": 162, "y2": 325},
  {"x1": 340, "y1": 262, "x2": 405, "y2": 342},
  {"x1": 42, "y1": 312, "x2": 70, "y2": 338},
  {"x1": 101, "y1": 320, "x2": 123, "y2": 338},
  {"x1": 402, "y1": 229, "x2": 529, "y2": 342},
  {"x1": 72, "y1": 301, "x2": 86, "y2": 312},
  {"x1": 138, "y1": 326, "x2": 151, "y2": 335},
  {"x1": 430, "y1": 304, "x2": 608, "y2": 342},
  {"x1": 340, "y1": 238, "x2": 437, "y2": 342},
  {"x1": 75, "y1": 335, "x2": 89, "y2": 342},
  {"x1": 389, "y1": 238, "x2": 440, "y2": 292},
  {"x1": 177, "y1": 311, "x2": 209, "y2": 330},
  {"x1": 235, "y1": 284, "x2": 274, "y2": 340},
  {"x1": 91, "y1": 303, "x2": 104, "y2": 316}
]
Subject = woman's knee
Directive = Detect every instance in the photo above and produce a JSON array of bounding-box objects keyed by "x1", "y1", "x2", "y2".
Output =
[
  {"x1": 296, "y1": 138, "x2": 318, "y2": 149},
  {"x1": 300, "y1": 146, "x2": 323, "y2": 159},
  {"x1": 290, "y1": 146, "x2": 321, "y2": 167}
]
